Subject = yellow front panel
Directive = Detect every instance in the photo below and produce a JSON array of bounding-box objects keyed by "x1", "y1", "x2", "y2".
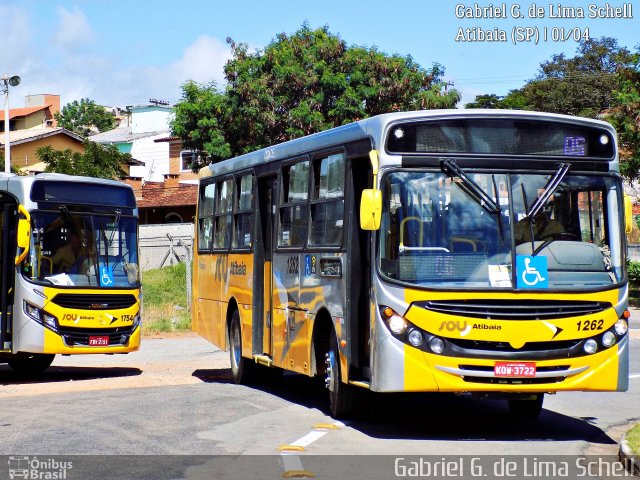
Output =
[{"x1": 399, "y1": 287, "x2": 624, "y2": 393}]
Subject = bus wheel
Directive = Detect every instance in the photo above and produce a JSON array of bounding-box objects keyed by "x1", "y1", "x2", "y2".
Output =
[
  {"x1": 7, "y1": 354, "x2": 55, "y2": 374},
  {"x1": 229, "y1": 310, "x2": 253, "y2": 384},
  {"x1": 508, "y1": 394, "x2": 544, "y2": 421},
  {"x1": 325, "y1": 333, "x2": 353, "y2": 418}
]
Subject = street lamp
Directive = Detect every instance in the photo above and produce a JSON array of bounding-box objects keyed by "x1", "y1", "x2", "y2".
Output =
[{"x1": 2, "y1": 74, "x2": 21, "y2": 173}]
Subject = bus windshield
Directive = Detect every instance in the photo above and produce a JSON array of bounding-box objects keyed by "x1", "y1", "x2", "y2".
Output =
[
  {"x1": 379, "y1": 170, "x2": 623, "y2": 290},
  {"x1": 23, "y1": 210, "x2": 140, "y2": 288}
]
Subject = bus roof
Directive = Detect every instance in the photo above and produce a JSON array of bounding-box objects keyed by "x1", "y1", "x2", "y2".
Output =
[{"x1": 199, "y1": 109, "x2": 617, "y2": 178}]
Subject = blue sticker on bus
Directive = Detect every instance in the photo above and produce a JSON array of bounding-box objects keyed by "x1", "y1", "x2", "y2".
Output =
[
  {"x1": 305, "y1": 255, "x2": 316, "y2": 276},
  {"x1": 516, "y1": 255, "x2": 548, "y2": 289},
  {"x1": 100, "y1": 266, "x2": 115, "y2": 287}
]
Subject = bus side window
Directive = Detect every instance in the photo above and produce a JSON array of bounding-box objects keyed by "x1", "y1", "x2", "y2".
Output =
[{"x1": 278, "y1": 161, "x2": 309, "y2": 247}]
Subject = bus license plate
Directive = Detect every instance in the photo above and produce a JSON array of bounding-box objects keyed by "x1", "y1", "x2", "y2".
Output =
[
  {"x1": 494, "y1": 362, "x2": 536, "y2": 377},
  {"x1": 88, "y1": 336, "x2": 109, "y2": 346}
]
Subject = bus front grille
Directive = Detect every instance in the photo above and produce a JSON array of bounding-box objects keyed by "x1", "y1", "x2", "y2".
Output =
[
  {"x1": 415, "y1": 299, "x2": 610, "y2": 320},
  {"x1": 51, "y1": 294, "x2": 137, "y2": 310},
  {"x1": 435, "y1": 364, "x2": 586, "y2": 385},
  {"x1": 448, "y1": 338, "x2": 581, "y2": 353},
  {"x1": 58, "y1": 325, "x2": 137, "y2": 346}
]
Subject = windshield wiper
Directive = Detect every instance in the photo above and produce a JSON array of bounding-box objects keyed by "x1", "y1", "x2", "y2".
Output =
[
  {"x1": 526, "y1": 163, "x2": 570, "y2": 219},
  {"x1": 108, "y1": 209, "x2": 121, "y2": 246},
  {"x1": 491, "y1": 175, "x2": 505, "y2": 247},
  {"x1": 59, "y1": 205, "x2": 88, "y2": 247},
  {"x1": 440, "y1": 160, "x2": 500, "y2": 215}
]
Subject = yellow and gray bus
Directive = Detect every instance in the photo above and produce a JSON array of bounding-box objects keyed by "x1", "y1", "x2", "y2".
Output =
[
  {"x1": 0, "y1": 173, "x2": 141, "y2": 373},
  {"x1": 192, "y1": 110, "x2": 631, "y2": 419}
]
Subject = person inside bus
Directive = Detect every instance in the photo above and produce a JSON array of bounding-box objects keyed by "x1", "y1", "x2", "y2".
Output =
[
  {"x1": 514, "y1": 206, "x2": 565, "y2": 245},
  {"x1": 51, "y1": 232, "x2": 90, "y2": 274}
]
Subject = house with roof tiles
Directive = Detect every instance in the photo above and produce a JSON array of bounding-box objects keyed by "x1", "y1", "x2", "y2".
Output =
[{"x1": 92, "y1": 104, "x2": 199, "y2": 224}]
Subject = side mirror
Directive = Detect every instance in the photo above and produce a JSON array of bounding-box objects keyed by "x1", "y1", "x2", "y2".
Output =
[
  {"x1": 360, "y1": 189, "x2": 382, "y2": 230},
  {"x1": 15, "y1": 205, "x2": 31, "y2": 265},
  {"x1": 624, "y1": 194, "x2": 633, "y2": 235}
]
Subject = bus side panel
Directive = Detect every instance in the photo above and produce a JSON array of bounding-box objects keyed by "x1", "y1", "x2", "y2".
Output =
[
  {"x1": 228, "y1": 252, "x2": 253, "y2": 358},
  {"x1": 208, "y1": 253, "x2": 228, "y2": 351},
  {"x1": 271, "y1": 252, "x2": 301, "y2": 369},
  {"x1": 193, "y1": 252, "x2": 225, "y2": 350}
]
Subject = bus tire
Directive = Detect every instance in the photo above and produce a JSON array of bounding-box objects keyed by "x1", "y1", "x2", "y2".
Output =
[
  {"x1": 7, "y1": 353, "x2": 55, "y2": 374},
  {"x1": 326, "y1": 332, "x2": 354, "y2": 419},
  {"x1": 508, "y1": 394, "x2": 544, "y2": 421},
  {"x1": 229, "y1": 310, "x2": 253, "y2": 384}
]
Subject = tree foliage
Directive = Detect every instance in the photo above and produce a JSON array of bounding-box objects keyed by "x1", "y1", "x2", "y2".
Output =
[
  {"x1": 36, "y1": 141, "x2": 129, "y2": 179},
  {"x1": 54, "y1": 98, "x2": 115, "y2": 137},
  {"x1": 466, "y1": 37, "x2": 633, "y2": 117},
  {"x1": 608, "y1": 51, "x2": 640, "y2": 180},
  {"x1": 172, "y1": 25, "x2": 460, "y2": 170}
]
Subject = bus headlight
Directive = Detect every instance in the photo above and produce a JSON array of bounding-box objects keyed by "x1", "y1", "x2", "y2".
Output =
[
  {"x1": 601, "y1": 331, "x2": 616, "y2": 348},
  {"x1": 614, "y1": 319, "x2": 628, "y2": 336},
  {"x1": 583, "y1": 339, "x2": 598, "y2": 354},
  {"x1": 388, "y1": 315, "x2": 407, "y2": 335},
  {"x1": 381, "y1": 306, "x2": 408, "y2": 334},
  {"x1": 23, "y1": 302, "x2": 58, "y2": 331},
  {"x1": 407, "y1": 329, "x2": 424, "y2": 347},
  {"x1": 429, "y1": 337, "x2": 445, "y2": 354}
]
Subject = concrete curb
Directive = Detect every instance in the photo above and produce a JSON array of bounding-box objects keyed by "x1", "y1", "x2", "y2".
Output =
[{"x1": 619, "y1": 431, "x2": 640, "y2": 477}]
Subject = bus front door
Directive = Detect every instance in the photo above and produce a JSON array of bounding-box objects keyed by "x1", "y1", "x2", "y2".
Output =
[
  {"x1": 255, "y1": 177, "x2": 277, "y2": 360},
  {"x1": 0, "y1": 197, "x2": 17, "y2": 351}
]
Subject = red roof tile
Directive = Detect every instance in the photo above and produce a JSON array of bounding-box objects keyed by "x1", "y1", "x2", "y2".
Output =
[
  {"x1": 6, "y1": 105, "x2": 50, "y2": 119},
  {"x1": 136, "y1": 182, "x2": 197, "y2": 208}
]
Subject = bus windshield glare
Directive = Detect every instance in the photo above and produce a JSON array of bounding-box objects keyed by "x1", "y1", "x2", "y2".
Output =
[
  {"x1": 23, "y1": 210, "x2": 140, "y2": 288},
  {"x1": 379, "y1": 170, "x2": 623, "y2": 289}
]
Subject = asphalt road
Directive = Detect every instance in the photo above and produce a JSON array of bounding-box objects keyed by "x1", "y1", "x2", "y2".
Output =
[{"x1": 0, "y1": 317, "x2": 638, "y2": 479}]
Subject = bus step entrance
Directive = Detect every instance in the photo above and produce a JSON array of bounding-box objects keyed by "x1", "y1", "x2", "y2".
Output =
[{"x1": 254, "y1": 354, "x2": 274, "y2": 367}]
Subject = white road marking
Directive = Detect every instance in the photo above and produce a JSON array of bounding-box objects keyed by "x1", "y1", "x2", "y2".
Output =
[
  {"x1": 629, "y1": 374, "x2": 640, "y2": 379},
  {"x1": 290, "y1": 430, "x2": 328, "y2": 448},
  {"x1": 279, "y1": 420, "x2": 345, "y2": 477},
  {"x1": 243, "y1": 401, "x2": 267, "y2": 410}
]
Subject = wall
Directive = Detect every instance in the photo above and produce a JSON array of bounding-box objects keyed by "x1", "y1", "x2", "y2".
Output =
[
  {"x1": 139, "y1": 223, "x2": 193, "y2": 271},
  {"x1": 128, "y1": 134, "x2": 170, "y2": 182},
  {"x1": 131, "y1": 106, "x2": 174, "y2": 134},
  {"x1": 10, "y1": 134, "x2": 85, "y2": 169}
]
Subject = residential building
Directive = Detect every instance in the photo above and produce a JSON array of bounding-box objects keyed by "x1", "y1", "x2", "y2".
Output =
[
  {"x1": 0, "y1": 94, "x2": 60, "y2": 131},
  {"x1": 91, "y1": 104, "x2": 174, "y2": 182},
  {"x1": 1, "y1": 128, "x2": 85, "y2": 173}
]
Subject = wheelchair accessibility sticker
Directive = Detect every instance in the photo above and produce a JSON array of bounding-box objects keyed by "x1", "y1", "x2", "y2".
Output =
[
  {"x1": 100, "y1": 266, "x2": 114, "y2": 287},
  {"x1": 516, "y1": 255, "x2": 548, "y2": 289}
]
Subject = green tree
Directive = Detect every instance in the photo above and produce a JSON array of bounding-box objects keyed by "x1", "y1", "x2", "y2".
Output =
[
  {"x1": 55, "y1": 98, "x2": 115, "y2": 137},
  {"x1": 36, "y1": 141, "x2": 129, "y2": 179},
  {"x1": 172, "y1": 25, "x2": 460, "y2": 169},
  {"x1": 171, "y1": 81, "x2": 230, "y2": 165},
  {"x1": 467, "y1": 37, "x2": 633, "y2": 117},
  {"x1": 608, "y1": 50, "x2": 640, "y2": 180}
]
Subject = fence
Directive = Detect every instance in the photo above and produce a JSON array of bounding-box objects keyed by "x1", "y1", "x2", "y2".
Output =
[{"x1": 140, "y1": 223, "x2": 193, "y2": 307}]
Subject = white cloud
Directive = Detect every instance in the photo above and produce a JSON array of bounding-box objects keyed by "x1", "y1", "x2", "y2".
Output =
[
  {"x1": 172, "y1": 35, "x2": 232, "y2": 87},
  {"x1": 2, "y1": 6, "x2": 231, "y2": 112},
  {"x1": 53, "y1": 6, "x2": 95, "y2": 50},
  {"x1": 0, "y1": 5, "x2": 31, "y2": 66}
]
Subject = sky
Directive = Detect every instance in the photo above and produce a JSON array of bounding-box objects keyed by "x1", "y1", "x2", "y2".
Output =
[{"x1": 1, "y1": 0, "x2": 638, "y2": 111}]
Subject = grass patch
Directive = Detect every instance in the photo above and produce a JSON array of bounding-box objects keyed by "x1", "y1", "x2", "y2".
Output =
[
  {"x1": 141, "y1": 263, "x2": 191, "y2": 334},
  {"x1": 627, "y1": 423, "x2": 640, "y2": 456}
]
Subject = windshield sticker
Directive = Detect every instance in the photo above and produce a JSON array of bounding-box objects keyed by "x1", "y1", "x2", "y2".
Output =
[
  {"x1": 488, "y1": 265, "x2": 511, "y2": 287},
  {"x1": 100, "y1": 266, "x2": 115, "y2": 287},
  {"x1": 45, "y1": 273, "x2": 75, "y2": 286},
  {"x1": 516, "y1": 255, "x2": 548, "y2": 289}
]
